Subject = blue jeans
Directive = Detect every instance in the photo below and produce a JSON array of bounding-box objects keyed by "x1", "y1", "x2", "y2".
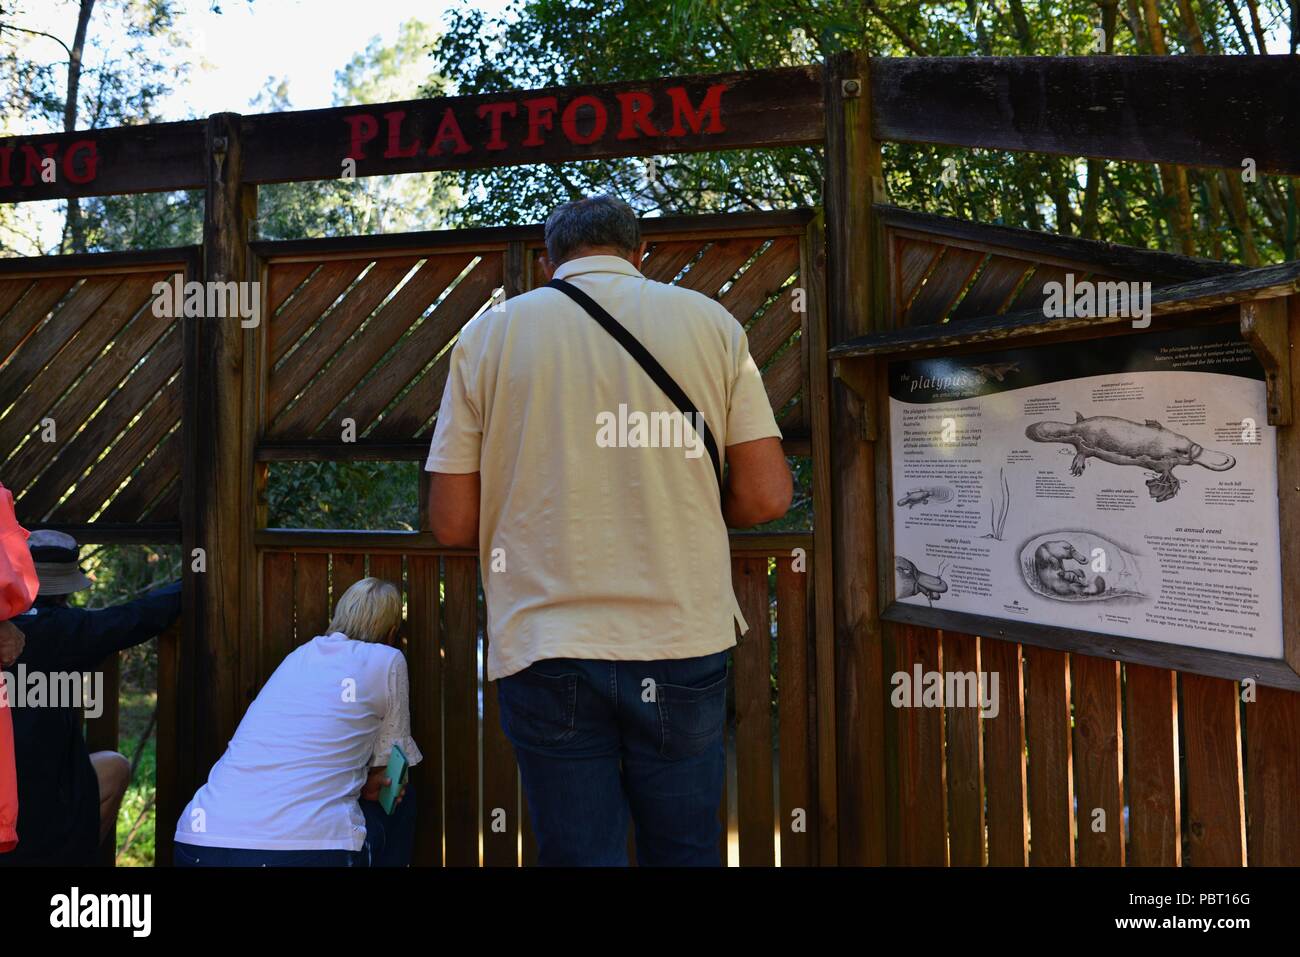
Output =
[
  {"x1": 497, "y1": 650, "x2": 729, "y2": 867},
  {"x1": 172, "y1": 785, "x2": 417, "y2": 867}
]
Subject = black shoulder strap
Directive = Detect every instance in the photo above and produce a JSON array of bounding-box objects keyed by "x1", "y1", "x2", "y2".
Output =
[{"x1": 546, "y1": 277, "x2": 723, "y2": 491}]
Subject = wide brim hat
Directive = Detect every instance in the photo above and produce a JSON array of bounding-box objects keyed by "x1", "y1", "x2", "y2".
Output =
[{"x1": 27, "y1": 529, "x2": 93, "y2": 596}]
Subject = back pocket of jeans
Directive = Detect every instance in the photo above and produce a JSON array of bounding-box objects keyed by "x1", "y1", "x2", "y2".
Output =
[
  {"x1": 657, "y1": 670, "x2": 728, "y2": 760},
  {"x1": 498, "y1": 667, "x2": 579, "y2": 748}
]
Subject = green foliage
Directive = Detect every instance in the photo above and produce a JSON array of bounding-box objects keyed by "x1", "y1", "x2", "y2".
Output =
[{"x1": 266, "y1": 460, "x2": 419, "y2": 530}]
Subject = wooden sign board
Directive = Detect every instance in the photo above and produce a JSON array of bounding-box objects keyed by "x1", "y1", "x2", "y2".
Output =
[
  {"x1": 831, "y1": 258, "x2": 1300, "y2": 691},
  {"x1": 0, "y1": 65, "x2": 824, "y2": 203}
]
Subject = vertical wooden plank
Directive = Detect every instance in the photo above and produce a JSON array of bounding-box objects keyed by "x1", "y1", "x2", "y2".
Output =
[
  {"x1": 85, "y1": 653, "x2": 120, "y2": 866},
  {"x1": 1124, "y1": 664, "x2": 1181, "y2": 866},
  {"x1": 1072, "y1": 654, "x2": 1124, "y2": 865},
  {"x1": 1023, "y1": 647, "x2": 1074, "y2": 866},
  {"x1": 155, "y1": 622, "x2": 180, "y2": 866},
  {"x1": 293, "y1": 553, "x2": 330, "y2": 641},
  {"x1": 1246, "y1": 687, "x2": 1300, "y2": 865},
  {"x1": 732, "y1": 556, "x2": 774, "y2": 866},
  {"x1": 801, "y1": 216, "x2": 838, "y2": 865},
  {"x1": 368, "y1": 554, "x2": 403, "y2": 593},
  {"x1": 481, "y1": 628, "x2": 518, "y2": 867},
  {"x1": 407, "y1": 554, "x2": 442, "y2": 867},
  {"x1": 1279, "y1": 294, "x2": 1300, "y2": 679},
  {"x1": 331, "y1": 552, "x2": 366, "y2": 607},
  {"x1": 1182, "y1": 674, "x2": 1246, "y2": 866},
  {"x1": 895, "y1": 624, "x2": 947, "y2": 865},
  {"x1": 824, "y1": 49, "x2": 887, "y2": 865},
  {"x1": 184, "y1": 111, "x2": 256, "y2": 784},
  {"x1": 443, "y1": 556, "x2": 479, "y2": 866},
  {"x1": 775, "y1": 555, "x2": 812, "y2": 866},
  {"x1": 260, "y1": 552, "x2": 296, "y2": 681},
  {"x1": 982, "y1": 638, "x2": 1028, "y2": 866},
  {"x1": 942, "y1": 631, "x2": 985, "y2": 866}
]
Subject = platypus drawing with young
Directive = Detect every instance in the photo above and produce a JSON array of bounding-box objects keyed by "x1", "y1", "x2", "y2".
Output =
[
  {"x1": 1025, "y1": 412, "x2": 1236, "y2": 502},
  {"x1": 1033, "y1": 540, "x2": 1105, "y2": 597},
  {"x1": 896, "y1": 557, "x2": 948, "y2": 604}
]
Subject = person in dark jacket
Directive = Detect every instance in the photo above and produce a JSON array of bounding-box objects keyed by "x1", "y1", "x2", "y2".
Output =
[{"x1": 0, "y1": 530, "x2": 180, "y2": 866}]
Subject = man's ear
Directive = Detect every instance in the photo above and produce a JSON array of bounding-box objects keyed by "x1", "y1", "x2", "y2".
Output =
[
  {"x1": 539, "y1": 254, "x2": 557, "y2": 281},
  {"x1": 627, "y1": 241, "x2": 647, "y2": 268}
]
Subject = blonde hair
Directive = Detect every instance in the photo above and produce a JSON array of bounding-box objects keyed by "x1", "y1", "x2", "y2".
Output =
[{"x1": 329, "y1": 577, "x2": 402, "y2": 643}]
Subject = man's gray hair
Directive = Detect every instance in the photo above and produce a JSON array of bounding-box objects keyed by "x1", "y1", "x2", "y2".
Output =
[{"x1": 544, "y1": 195, "x2": 641, "y2": 265}]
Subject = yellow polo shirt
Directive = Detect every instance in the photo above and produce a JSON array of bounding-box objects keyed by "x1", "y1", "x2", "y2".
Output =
[{"x1": 425, "y1": 254, "x2": 782, "y2": 679}]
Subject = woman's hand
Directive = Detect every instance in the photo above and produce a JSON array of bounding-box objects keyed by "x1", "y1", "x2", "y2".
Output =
[
  {"x1": 0, "y1": 620, "x2": 25, "y2": 668},
  {"x1": 362, "y1": 766, "x2": 389, "y2": 802},
  {"x1": 362, "y1": 766, "x2": 407, "y2": 808}
]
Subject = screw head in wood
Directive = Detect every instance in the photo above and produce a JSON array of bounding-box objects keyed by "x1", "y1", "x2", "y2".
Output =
[{"x1": 841, "y1": 78, "x2": 861, "y2": 97}]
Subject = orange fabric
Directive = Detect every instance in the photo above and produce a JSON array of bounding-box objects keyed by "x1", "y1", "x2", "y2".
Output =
[
  {"x1": 0, "y1": 484, "x2": 37, "y2": 620},
  {"x1": 0, "y1": 482, "x2": 34, "y2": 853}
]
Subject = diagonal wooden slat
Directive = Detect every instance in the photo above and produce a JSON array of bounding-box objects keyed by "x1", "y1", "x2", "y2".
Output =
[
  {"x1": 269, "y1": 259, "x2": 369, "y2": 364},
  {"x1": 746, "y1": 289, "x2": 801, "y2": 368},
  {"x1": 720, "y1": 237, "x2": 799, "y2": 321},
  {"x1": 0, "y1": 279, "x2": 34, "y2": 328},
  {"x1": 893, "y1": 237, "x2": 944, "y2": 316},
  {"x1": 677, "y1": 238, "x2": 764, "y2": 298},
  {"x1": 0, "y1": 274, "x2": 164, "y2": 479},
  {"x1": 357, "y1": 255, "x2": 502, "y2": 440},
  {"x1": 266, "y1": 262, "x2": 316, "y2": 316},
  {"x1": 268, "y1": 253, "x2": 474, "y2": 435},
  {"x1": 141, "y1": 479, "x2": 180, "y2": 523},
  {"x1": 0, "y1": 276, "x2": 77, "y2": 366},
  {"x1": 55, "y1": 378, "x2": 182, "y2": 522},
  {"x1": 638, "y1": 240, "x2": 703, "y2": 283},
  {"x1": 20, "y1": 328, "x2": 182, "y2": 520},
  {"x1": 950, "y1": 255, "x2": 1034, "y2": 320},
  {"x1": 99, "y1": 429, "x2": 181, "y2": 524},
  {"x1": 763, "y1": 343, "x2": 802, "y2": 415},
  {"x1": 269, "y1": 257, "x2": 419, "y2": 412},
  {"x1": 0, "y1": 276, "x2": 123, "y2": 412},
  {"x1": 903, "y1": 247, "x2": 984, "y2": 325},
  {"x1": 1010, "y1": 264, "x2": 1078, "y2": 312}
]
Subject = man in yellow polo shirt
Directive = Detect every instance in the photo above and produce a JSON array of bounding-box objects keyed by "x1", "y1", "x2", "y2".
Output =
[{"x1": 426, "y1": 195, "x2": 791, "y2": 865}]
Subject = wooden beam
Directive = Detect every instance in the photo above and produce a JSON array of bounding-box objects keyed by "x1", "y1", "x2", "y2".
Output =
[
  {"x1": 183, "y1": 112, "x2": 257, "y2": 784},
  {"x1": 1240, "y1": 297, "x2": 1292, "y2": 427},
  {"x1": 831, "y1": 261, "x2": 1300, "y2": 360},
  {"x1": 0, "y1": 67, "x2": 823, "y2": 203},
  {"x1": 871, "y1": 56, "x2": 1300, "y2": 175},
  {"x1": 823, "y1": 49, "x2": 888, "y2": 865},
  {"x1": 874, "y1": 205, "x2": 1240, "y2": 282}
]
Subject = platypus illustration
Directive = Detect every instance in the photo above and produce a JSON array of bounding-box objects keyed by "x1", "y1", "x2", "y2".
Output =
[
  {"x1": 1025, "y1": 412, "x2": 1236, "y2": 502},
  {"x1": 1032, "y1": 540, "x2": 1105, "y2": 597},
  {"x1": 896, "y1": 557, "x2": 948, "y2": 604}
]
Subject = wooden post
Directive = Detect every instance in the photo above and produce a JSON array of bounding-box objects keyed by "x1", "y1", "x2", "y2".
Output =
[
  {"x1": 822, "y1": 50, "x2": 888, "y2": 864},
  {"x1": 182, "y1": 112, "x2": 257, "y2": 795}
]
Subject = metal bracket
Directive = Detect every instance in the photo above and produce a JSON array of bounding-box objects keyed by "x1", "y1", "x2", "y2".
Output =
[
  {"x1": 841, "y1": 77, "x2": 862, "y2": 98},
  {"x1": 1240, "y1": 298, "x2": 1292, "y2": 427},
  {"x1": 832, "y1": 357, "x2": 877, "y2": 440}
]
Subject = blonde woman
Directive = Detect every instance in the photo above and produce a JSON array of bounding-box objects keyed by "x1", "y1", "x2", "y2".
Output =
[{"x1": 174, "y1": 578, "x2": 422, "y2": 866}]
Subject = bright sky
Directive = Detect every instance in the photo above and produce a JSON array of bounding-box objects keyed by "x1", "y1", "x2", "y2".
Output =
[{"x1": 15, "y1": 0, "x2": 517, "y2": 121}]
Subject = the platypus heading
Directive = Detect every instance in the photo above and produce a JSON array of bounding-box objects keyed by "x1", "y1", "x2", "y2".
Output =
[{"x1": 1026, "y1": 412, "x2": 1235, "y2": 502}]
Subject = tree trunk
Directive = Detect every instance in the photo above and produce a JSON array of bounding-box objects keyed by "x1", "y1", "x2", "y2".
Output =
[
  {"x1": 62, "y1": 0, "x2": 96, "y2": 255},
  {"x1": 1140, "y1": 0, "x2": 1195, "y2": 254}
]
